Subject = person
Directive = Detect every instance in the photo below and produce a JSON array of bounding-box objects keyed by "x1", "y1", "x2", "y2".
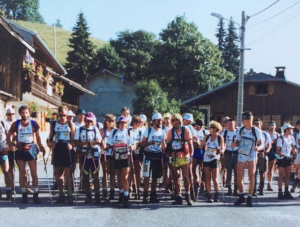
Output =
[
  {"x1": 120, "y1": 107, "x2": 132, "y2": 128},
  {"x1": 128, "y1": 116, "x2": 144, "y2": 199},
  {"x1": 221, "y1": 118, "x2": 238, "y2": 196},
  {"x1": 0, "y1": 120, "x2": 12, "y2": 200},
  {"x1": 67, "y1": 110, "x2": 76, "y2": 123},
  {"x1": 100, "y1": 114, "x2": 116, "y2": 201},
  {"x1": 233, "y1": 111, "x2": 263, "y2": 207},
  {"x1": 192, "y1": 118, "x2": 208, "y2": 196},
  {"x1": 291, "y1": 121, "x2": 300, "y2": 192},
  {"x1": 201, "y1": 121, "x2": 225, "y2": 202},
  {"x1": 162, "y1": 113, "x2": 172, "y2": 134},
  {"x1": 75, "y1": 109, "x2": 86, "y2": 130},
  {"x1": 276, "y1": 123, "x2": 296, "y2": 199},
  {"x1": 140, "y1": 114, "x2": 147, "y2": 134},
  {"x1": 166, "y1": 114, "x2": 194, "y2": 206},
  {"x1": 106, "y1": 116, "x2": 135, "y2": 208},
  {"x1": 266, "y1": 121, "x2": 280, "y2": 191},
  {"x1": 6, "y1": 106, "x2": 45, "y2": 204},
  {"x1": 253, "y1": 119, "x2": 271, "y2": 196},
  {"x1": 141, "y1": 113, "x2": 166, "y2": 204},
  {"x1": 220, "y1": 116, "x2": 230, "y2": 188},
  {"x1": 74, "y1": 112, "x2": 102, "y2": 204},
  {"x1": 48, "y1": 105, "x2": 76, "y2": 204}
]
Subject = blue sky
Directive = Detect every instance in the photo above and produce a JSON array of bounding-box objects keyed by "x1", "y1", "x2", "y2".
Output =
[{"x1": 40, "y1": 0, "x2": 300, "y2": 84}]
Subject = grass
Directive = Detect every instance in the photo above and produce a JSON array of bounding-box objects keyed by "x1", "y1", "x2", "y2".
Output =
[{"x1": 15, "y1": 20, "x2": 107, "y2": 65}]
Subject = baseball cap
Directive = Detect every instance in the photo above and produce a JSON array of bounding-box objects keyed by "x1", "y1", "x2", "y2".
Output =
[
  {"x1": 269, "y1": 121, "x2": 276, "y2": 126},
  {"x1": 223, "y1": 116, "x2": 230, "y2": 123},
  {"x1": 117, "y1": 116, "x2": 128, "y2": 123},
  {"x1": 282, "y1": 123, "x2": 294, "y2": 131},
  {"x1": 163, "y1": 113, "x2": 172, "y2": 119},
  {"x1": 140, "y1": 114, "x2": 147, "y2": 122},
  {"x1": 152, "y1": 113, "x2": 163, "y2": 120},
  {"x1": 242, "y1": 111, "x2": 253, "y2": 120},
  {"x1": 6, "y1": 108, "x2": 15, "y2": 114},
  {"x1": 67, "y1": 110, "x2": 76, "y2": 117},
  {"x1": 76, "y1": 109, "x2": 86, "y2": 115},
  {"x1": 85, "y1": 112, "x2": 96, "y2": 122},
  {"x1": 183, "y1": 113, "x2": 194, "y2": 122}
]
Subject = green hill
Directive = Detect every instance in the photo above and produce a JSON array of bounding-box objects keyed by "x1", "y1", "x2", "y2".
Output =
[{"x1": 15, "y1": 20, "x2": 107, "y2": 65}]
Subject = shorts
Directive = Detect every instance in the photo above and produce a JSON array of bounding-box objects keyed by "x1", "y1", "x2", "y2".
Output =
[
  {"x1": 100, "y1": 154, "x2": 114, "y2": 161},
  {"x1": 80, "y1": 156, "x2": 100, "y2": 175},
  {"x1": 203, "y1": 159, "x2": 218, "y2": 169},
  {"x1": 257, "y1": 154, "x2": 267, "y2": 173},
  {"x1": 224, "y1": 151, "x2": 238, "y2": 170},
  {"x1": 277, "y1": 157, "x2": 291, "y2": 168},
  {"x1": 267, "y1": 150, "x2": 278, "y2": 161},
  {"x1": 114, "y1": 158, "x2": 130, "y2": 170},
  {"x1": 8, "y1": 151, "x2": 14, "y2": 166},
  {"x1": 193, "y1": 148, "x2": 204, "y2": 160},
  {"x1": 0, "y1": 154, "x2": 8, "y2": 164},
  {"x1": 172, "y1": 157, "x2": 189, "y2": 168},
  {"x1": 53, "y1": 143, "x2": 75, "y2": 168},
  {"x1": 15, "y1": 150, "x2": 35, "y2": 161},
  {"x1": 148, "y1": 159, "x2": 162, "y2": 178},
  {"x1": 238, "y1": 151, "x2": 256, "y2": 163},
  {"x1": 132, "y1": 148, "x2": 144, "y2": 161}
]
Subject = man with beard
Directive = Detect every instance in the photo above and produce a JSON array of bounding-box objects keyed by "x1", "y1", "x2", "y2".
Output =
[{"x1": 6, "y1": 106, "x2": 45, "y2": 203}]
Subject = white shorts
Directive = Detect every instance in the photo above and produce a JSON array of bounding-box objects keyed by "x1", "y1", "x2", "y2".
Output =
[{"x1": 238, "y1": 151, "x2": 256, "y2": 163}]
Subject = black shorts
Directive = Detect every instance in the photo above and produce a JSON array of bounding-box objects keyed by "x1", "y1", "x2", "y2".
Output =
[
  {"x1": 114, "y1": 159, "x2": 130, "y2": 170},
  {"x1": 224, "y1": 151, "x2": 238, "y2": 170},
  {"x1": 100, "y1": 154, "x2": 114, "y2": 161},
  {"x1": 15, "y1": 150, "x2": 35, "y2": 161},
  {"x1": 277, "y1": 157, "x2": 291, "y2": 168},
  {"x1": 149, "y1": 159, "x2": 163, "y2": 179},
  {"x1": 53, "y1": 143, "x2": 75, "y2": 168},
  {"x1": 203, "y1": 159, "x2": 218, "y2": 169},
  {"x1": 132, "y1": 148, "x2": 144, "y2": 161},
  {"x1": 8, "y1": 150, "x2": 14, "y2": 166}
]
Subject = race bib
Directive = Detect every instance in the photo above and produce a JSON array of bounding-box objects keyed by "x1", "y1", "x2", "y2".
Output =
[
  {"x1": 172, "y1": 140, "x2": 182, "y2": 150},
  {"x1": 114, "y1": 143, "x2": 128, "y2": 160},
  {"x1": 238, "y1": 137, "x2": 254, "y2": 156},
  {"x1": 134, "y1": 149, "x2": 140, "y2": 155},
  {"x1": 102, "y1": 148, "x2": 113, "y2": 156}
]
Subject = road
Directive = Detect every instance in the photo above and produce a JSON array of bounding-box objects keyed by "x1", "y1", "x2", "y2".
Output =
[{"x1": 0, "y1": 159, "x2": 299, "y2": 227}]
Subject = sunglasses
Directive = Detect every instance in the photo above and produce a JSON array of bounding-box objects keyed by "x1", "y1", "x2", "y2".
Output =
[
  {"x1": 59, "y1": 115, "x2": 66, "y2": 117},
  {"x1": 171, "y1": 119, "x2": 178, "y2": 122},
  {"x1": 86, "y1": 120, "x2": 93, "y2": 123},
  {"x1": 7, "y1": 113, "x2": 15, "y2": 116},
  {"x1": 209, "y1": 126, "x2": 216, "y2": 129},
  {"x1": 106, "y1": 119, "x2": 115, "y2": 122},
  {"x1": 137, "y1": 121, "x2": 142, "y2": 123}
]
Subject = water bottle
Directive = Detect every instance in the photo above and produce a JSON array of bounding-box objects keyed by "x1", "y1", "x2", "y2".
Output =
[{"x1": 143, "y1": 156, "x2": 150, "y2": 177}]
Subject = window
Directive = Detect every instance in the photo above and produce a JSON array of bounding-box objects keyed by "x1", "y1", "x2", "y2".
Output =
[{"x1": 256, "y1": 84, "x2": 268, "y2": 95}]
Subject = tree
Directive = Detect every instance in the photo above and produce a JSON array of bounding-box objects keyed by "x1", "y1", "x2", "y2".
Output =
[
  {"x1": 132, "y1": 80, "x2": 181, "y2": 116},
  {"x1": 215, "y1": 18, "x2": 226, "y2": 67},
  {"x1": 149, "y1": 15, "x2": 234, "y2": 100},
  {"x1": 110, "y1": 30, "x2": 159, "y2": 82},
  {"x1": 65, "y1": 12, "x2": 95, "y2": 82},
  {"x1": 224, "y1": 18, "x2": 240, "y2": 76},
  {"x1": 55, "y1": 19, "x2": 63, "y2": 28},
  {"x1": 0, "y1": 0, "x2": 45, "y2": 23}
]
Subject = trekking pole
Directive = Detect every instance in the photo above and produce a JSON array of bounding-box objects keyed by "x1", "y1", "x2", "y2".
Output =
[
  {"x1": 229, "y1": 136, "x2": 236, "y2": 205},
  {"x1": 13, "y1": 147, "x2": 17, "y2": 205},
  {"x1": 43, "y1": 150, "x2": 53, "y2": 205},
  {"x1": 189, "y1": 159, "x2": 196, "y2": 203},
  {"x1": 254, "y1": 152, "x2": 258, "y2": 206},
  {"x1": 218, "y1": 159, "x2": 225, "y2": 204},
  {"x1": 104, "y1": 153, "x2": 109, "y2": 204},
  {"x1": 68, "y1": 149, "x2": 77, "y2": 204},
  {"x1": 131, "y1": 153, "x2": 138, "y2": 200}
]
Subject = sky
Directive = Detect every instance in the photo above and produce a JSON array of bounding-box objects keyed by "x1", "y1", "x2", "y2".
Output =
[{"x1": 39, "y1": 0, "x2": 300, "y2": 84}]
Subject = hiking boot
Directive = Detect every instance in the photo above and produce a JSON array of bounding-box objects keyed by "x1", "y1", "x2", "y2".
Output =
[
  {"x1": 85, "y1": 192, "x2": 93, "y2": 204},
  {"x1": 246, "y1": 196, "x2": 253, "y2": 207},
  {"x1": 172, "y1": 195, "x2": 183, "y2": 205},
  {"x1": 21, "y1": 193, "x2": 28, "y2": 203},
  {"x1": 67, "y1": 195, "x2": 74, "y2": 204},
  {"x1": 56, "y1": 193, "x2": 66, "y2": 203},
  {"x1": 207, "y1": 193, "x2": 213, "y2": 203},
  {"x1": 33, "y1": 193, "x2": 41, "y2": 204},
  {"x1": 109, "y1": 188, "x2": 115, "y2": 200},
  {"x1": 149, "y1": 192, "x2": 159, "y2": 203},
  {"x1": 284, "y1": 190, "x2": 293, "y2": 199},
  {"x1": 278, "y1": 191, "x2": 284, "y2": 200},
  {"x1": 95, "y1": 192, "x2": 101, "y2": 204},
  {"x1": 167, "y1": 182, "x2": 173, "y2": 193},
  {"x1": 6, "y1": 190, "x2": 12, "y2": 201},
  {"x1": 190, "y1": 186, "x2": 196, "y2": 201},
  {"x1": 123, "y1": 195, "x2": 129, "y2": 208},
  {"x1": 51, "y1": 182, "x2": 58, "y2": 190},
  {"x1": 137, "y1": 190, "x2": 141, "y2": 200},
  {"x1": 259, "y1": 182, "x2": 265, "y2": 196},
  {"x1": 267, "y1": 183, "x2": 273, "y2": 191},
  {"x1": 214, "y1": 193, "x2": 219, "y2": 202},
  {"x1": 227, "y1": 186, "x2": 232, "y2": 196},
  {"x1": 142, "y1": 192, "x2": 149, "y2": 204},
  {"x1": 118, "y1": 192, "x2": 124, "y2": 204},
  {"x1": 200, "y1": 183, "x2": 205, "y2": 194},
  {"x1": 233, "y1": 185, "x2": 238, "y2": 196},
  {"x1": 102, "y1": 189, "x2": 108, "y2": 200},
  {"x1": 234, "y1": 195, "x2": 245, "y2": 206},
  {"x1": 252, "y1": 189, "x2": 257, "y2": 196},
  {"x1": 185, "y1": 193, "x2": 193, "y2": 206}
]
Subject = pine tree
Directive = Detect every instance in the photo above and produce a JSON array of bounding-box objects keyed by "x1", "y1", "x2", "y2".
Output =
[
  {"x1": 215, "y1": 18, "x2": 226, "y2": 67},
  {"x1": 65, "y1": 12, "x2": 95, "y2": 82},
  {"x1": 224, "y1": 18, "x2": 240, "y2": 76}
]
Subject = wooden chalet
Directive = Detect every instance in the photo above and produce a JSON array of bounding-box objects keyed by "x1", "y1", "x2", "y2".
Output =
[{"x1": 182, "y1": 67, "x2": 300, "y2": 129}]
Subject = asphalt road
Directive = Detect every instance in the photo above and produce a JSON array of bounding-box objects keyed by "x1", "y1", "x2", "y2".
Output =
[{"x1": 0, "y1": 159, "x2": 300, "y2": 227}]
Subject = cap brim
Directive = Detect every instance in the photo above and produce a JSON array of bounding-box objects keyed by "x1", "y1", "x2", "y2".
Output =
[{"x1": 86, "y1": 117, "x2": 95, "y2": 122}]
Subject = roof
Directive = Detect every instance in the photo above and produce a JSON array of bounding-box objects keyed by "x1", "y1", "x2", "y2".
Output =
[
  {"x1": 182, "y1": 72, "x2": 287, "y2": 105},
  {"x1": 87, "y1": 69, "x2": 135, "y2": 86}
]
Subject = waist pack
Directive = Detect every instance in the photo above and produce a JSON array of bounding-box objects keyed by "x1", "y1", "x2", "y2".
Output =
[
  {"x1": 114, "y1": 143, "x2": 128, "y2": 160},
  {"x1": 144, "y1": 150, "x2": 162, "y2": 161}
]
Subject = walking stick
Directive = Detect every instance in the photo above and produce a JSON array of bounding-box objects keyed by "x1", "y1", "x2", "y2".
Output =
[
  {"x1": 131, "y1": 153, "x2": 138, "y2": 200},
  {"x1": 104, "y1": 152, "x2": 109, "y2": 204},
  {"x1": 13, "y1": 147, "x2": 16, "y2": 205},
  {"x1": 68, "y1": 149, "x2": 77, "y2": 204},
  {"x1": 43, "y1": 151, "x2": 53, "y2": 205},
  {"x1": 229, "y1": 135, "x2": 236, "y2": 205},
  {"x1": 218, "y1": 159, "x2": 225, "y2": 204}
]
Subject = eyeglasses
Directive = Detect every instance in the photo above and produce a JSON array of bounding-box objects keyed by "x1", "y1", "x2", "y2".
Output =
[
  {"x1": 59, "y1": 115, "x2": 66, "y2": 117},
  {"x1": 171, "y1": 119, "x2": 178, "y2": 122}
]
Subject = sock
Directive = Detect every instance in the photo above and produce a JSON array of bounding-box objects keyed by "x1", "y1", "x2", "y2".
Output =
[
  {"x1": 21, "y1": 188, "x2": 26, "y2": 193},
  {"x1": 124, "y1": 191, "x2": 129, "y2": 196},
  {"x1": 119, "y1": 189, "x2": 124, "y2": 193},
  {"x1": 67, "y1": 190, "x2": 73, "y2": 196},
  {"x1": 32, "y1": 187, "x2": 38, "y2": 193},
  {"x1": 248, "y1": 195, "x2": 252, "y2": 198}
]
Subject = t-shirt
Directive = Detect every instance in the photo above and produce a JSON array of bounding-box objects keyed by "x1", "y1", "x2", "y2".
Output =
[
  {"x1": 185, "y1": 125, "x2": 197, "y2": 138},
  {"x1": 107, "y1": 128, "x2": 135, "y2": 148},
  {"x1": 196, "y1": 128, "x2": 208, "y2": 142},
  {"x1": 221, "y1": 129, "x2": 238, "y2": 152},
  {"x1": 236, "y1": 127, "x2": 262, "y2": 156},
  {"x1": 74, "y1": 122, "x2": 84, "y2": 130},
  {"x1": 204, "y1": 136, "x2": 220, "y2": 162},
  {"x1": 0, "y1": 123, "x2": 7, "y2": 152},
  {"x1": 4, "y1": 119, "x2": 15, "y2": 134},
  {"x1": 261, "y1": 131, "x2": 272, "y2": 150},
  {"x1": 162, "y1": 124, "x2": 172, "y2": 134},
  {"x1": 130, "y1": 128, "x2": 144, "y2": 153},
  {"x1": 54, "y1": 122, "x2": 71, "y2": 142},
  {"x1": 143, "y1": 127, "x2": 166, "y2": 153},
  {"x1": 277, "y1": 135, "x2": 296, "y2": 159}
]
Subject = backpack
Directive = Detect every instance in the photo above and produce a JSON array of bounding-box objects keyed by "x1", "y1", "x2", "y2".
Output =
[
  {"x1": 78, "y1": 126, "x2": 97, "y2": 142},
  {"x1": 0, "y1": 121, "x2": 6, "y2": 134},
  {"x1": 51, "y1": 121, "x2": 71, "y2": 137},
  {"x1": 204, "y1": 134, "x2": 222, "y2": 151},
  {"x1": 16, "y1": 119, "x2": 36, "y2": 132},
  {"x1": 239, "y1": 126, "x2": 257, "y2": 145},
  {"x1": 111, "y1": 128, "x2": 131, "y2": 139},
  {"x1": 171, "y1": 126, "x2": 186, "y2": 143}
]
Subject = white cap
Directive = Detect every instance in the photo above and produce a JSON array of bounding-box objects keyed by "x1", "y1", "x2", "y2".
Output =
[
  {"x1": 67, "y1": 110, "x2": 76, "y2": 117},
  {"x1": 140, "y1": 114, "x2": 147, "y2": 122},
  {"x1": 152, "y1": 113, "x2": 163, "y2": 120},
  {"x1": 6, "y1": 108, "x2": 15, "y2": 114},
  {"x1": 282, "y1": 123, "x2": 294, "y2": 131},
  {"x1": 183, "y1": 113, "x2": 194, "y2": 122}
]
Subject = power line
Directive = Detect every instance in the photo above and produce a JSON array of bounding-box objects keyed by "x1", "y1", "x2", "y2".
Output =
[
  {"x1": 249, "y1": 0, "x2": 280, "y2": 18},
  {"x1": 248, "y1": 0, "x2": 300, "y2": 28}
]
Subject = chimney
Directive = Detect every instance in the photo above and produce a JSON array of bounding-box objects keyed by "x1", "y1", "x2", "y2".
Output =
[{"x1": 275, "y1": 66, "x2": 285, "y2": 79}]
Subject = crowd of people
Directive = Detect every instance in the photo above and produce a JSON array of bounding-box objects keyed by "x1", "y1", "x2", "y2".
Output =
[{"x1": 0, "y1": 105, "x2": 299, "y2": 208}]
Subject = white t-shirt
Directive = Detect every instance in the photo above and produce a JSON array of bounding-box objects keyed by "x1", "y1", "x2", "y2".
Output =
[
  {"x1": 130, "y1": 128, "x2": 144, "y2": 153},
  {"x1": 277, "y1": 135, "x2": 296, "y2": 159},
  {"x1": 221, "y1": 129, "x2": 238, "y2": 152},
  {"x1": 0, "y1": 123, "x2": 7, "y2": 151},
  {"x1": 163, "y1": 124, "x2": 172, "y2": 134},
  {"x1": 4, "y1": 119, "x2": 15, "y2": 134},
  {"x1": 261, "y1": 131, "x2": 272, "y2": 150},
  {"x1": 74, "y1": 122, "x2": 84, "y2": 130},
  {"x1": 204, "y1": 135, "x2": 220, "y2": 162},
  {"x1": 107, "y1": 128, "x2": 135, "y2": 148},
  {"x1": 143, "y1": 127, "x2": 166, "y2": 153},
  {"x1": 185, "y1": 125, "x2": 197, "y2": 138},
  {"x1": 236, "y1": 127, "x2": 262, "y2": 156},
  {"x1": 195, "y1": 128, "x2": 208, "y2": 142}
]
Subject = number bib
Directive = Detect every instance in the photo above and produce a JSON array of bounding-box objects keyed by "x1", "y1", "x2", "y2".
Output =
[
  {"x1": 102, "y1": 148, "x2": 113, "y2": 156},
  {"x1": 238, "y1": 136, "x2": 254, "y2": 156},
  {"x1": 172, "y1": 140, "x2": 182, "y2": 150},
  {"x1": 114, "y1": 143, "x2": 128, "y2": 160}
]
